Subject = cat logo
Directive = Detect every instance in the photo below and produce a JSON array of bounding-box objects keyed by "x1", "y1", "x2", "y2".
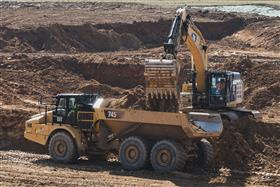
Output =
[{"x1": 191, "y1": 33, "x2": 197, "y2": 42}]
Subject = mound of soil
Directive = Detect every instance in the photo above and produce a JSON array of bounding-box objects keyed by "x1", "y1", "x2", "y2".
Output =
[
  {"x1": 0, "y1": 17, "x2": 248, "y2": 53},
  {"x1": 106, "y1": 85, "x2": 146, "y2": 109},
  {"x1": 0, "y1": 108, "x2": 32, "y2": 149},
  {"x1": 247, "y1": 82, "x2": 280, "y2": 109},
  {"x1": 196, "y1": 17, "x2": 246, "y2": 40},
  {"x1": 213, "y1": 118, "x2": 280, "y2": 174},
  {"x1": 78, "y1": 83, "x2": 125, "y2": 98},
  {"x1": 220, "y1": 18, "x2": 280, "y2": 51},
  {"x1": 0, "y1": 24, "x2": 143, "y2": 53}
]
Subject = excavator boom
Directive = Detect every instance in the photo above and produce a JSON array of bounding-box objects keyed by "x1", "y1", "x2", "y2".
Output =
[{"x1": 145, "y1": 7, "x2": 208, "y2": 111}]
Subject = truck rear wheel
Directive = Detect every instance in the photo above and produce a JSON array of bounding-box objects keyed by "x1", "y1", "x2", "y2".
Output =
[
  {"x1": 150, "y1": 140, "x2": 186, "y2": 172},
  {"x1": 48, "y1": 131, "x2": 78, "y2": 163},
  {"x1": 197, "y1": 138, "x2": 214, "y2": 167},
  {"x1": 119, "y1": 136, "x2": 148, "y2": 170}
]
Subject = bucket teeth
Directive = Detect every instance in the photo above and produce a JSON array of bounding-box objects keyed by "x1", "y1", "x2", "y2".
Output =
[{"x1": 146, "y1": 90, "x2": 177, "y2": 99}]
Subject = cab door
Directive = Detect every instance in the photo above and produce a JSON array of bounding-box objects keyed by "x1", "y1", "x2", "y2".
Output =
[
  {"x1": 53, "y1": 97, "x2": 67, "y2": 124},
  {"x1": 208, "y1": 73, "x2": 227, "y2": 108},
  {"x1": 66, "y1": 97, "x2": 77, "y2": 125}
]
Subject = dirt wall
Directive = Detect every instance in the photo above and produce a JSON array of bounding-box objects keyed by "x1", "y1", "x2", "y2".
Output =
[{"x1": 0, "y1": 18, "x2": 247, "y2": 53}]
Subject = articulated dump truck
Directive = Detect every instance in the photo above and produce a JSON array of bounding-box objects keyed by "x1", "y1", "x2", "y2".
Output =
[{"x1": 25, "y1": 93, "x2": 223, "y2": 172}]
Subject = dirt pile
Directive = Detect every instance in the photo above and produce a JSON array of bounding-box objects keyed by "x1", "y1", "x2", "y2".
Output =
[
  {"x1": 196, "y1": 17, "x2": 246, "y2": 40},
  {"x1": 247, "y1": 82, "x2": 280, "y2": 109},
  {"x1": 231, "y1": 56, "x2": 279, "y2": 109},
  {"x1": 0, "y1": 108, "x2": 32, "y2": 149},
  {"x1": 220, "y1": 18, "x2": 280, "y2": 51},
  {"x1": 106, "y1": 85, "x2": 146, "y2": 109},
  {"x1": 0, "y1": 24, "x2": 143, "y2": 53},
  {"x1": 0, "y1": 17, "x2": 248, "y2": 53},
  {"x1": 213, "y1": 118, "x2": 280, "y2": 174},
  {"x1": 0, "y1": 55, "x2": 97, "y2": 106}
]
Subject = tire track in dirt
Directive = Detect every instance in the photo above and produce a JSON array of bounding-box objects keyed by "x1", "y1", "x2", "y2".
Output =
[
  {"x1": 1, "y1": 150, "x2": 279, "y2": 186},
  {"x1": 0, "y1": 151, "x2": 179, "y2": 186}
]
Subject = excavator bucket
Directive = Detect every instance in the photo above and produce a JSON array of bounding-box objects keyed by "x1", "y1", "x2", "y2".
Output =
[{"x1": 144, "y1": 59, "x2": 180, "y2": 100}]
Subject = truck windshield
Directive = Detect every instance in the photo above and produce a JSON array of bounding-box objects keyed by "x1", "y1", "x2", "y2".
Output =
[{"x1": 80, "y1": 96, "x2": 96, "y2": 105}]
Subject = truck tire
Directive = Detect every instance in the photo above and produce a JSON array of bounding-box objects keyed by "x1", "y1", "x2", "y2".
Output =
[
  {"x1": 48, "y1": 131, "x2": 78, "y2": 163},
  {"x1": 197, "y1": 138, "x2": 214, "y2": 167},
  {"x1": 150, "y1": 140, "x2": 186, "y2": 172},
  {"x1": 119, "y1": 136, "x2": 148, "y2": 170}
]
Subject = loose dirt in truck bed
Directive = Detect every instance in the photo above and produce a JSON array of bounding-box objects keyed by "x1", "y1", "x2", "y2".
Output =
[{"x1": 0, "y1": 1, "x2": 279, "y2": 186}]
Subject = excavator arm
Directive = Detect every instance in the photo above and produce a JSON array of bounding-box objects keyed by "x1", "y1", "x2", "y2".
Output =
[
  {"x1": 163, "y1": 7, "x2": 208, "y2": 92},
  {"x1": 145, "y1": 7, "x2": 208, "y2": 111}
]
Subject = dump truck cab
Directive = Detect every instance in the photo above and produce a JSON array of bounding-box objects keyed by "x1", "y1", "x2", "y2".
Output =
[{"x1": 53, "y1": 93, "x2": 98, "y2": 127}]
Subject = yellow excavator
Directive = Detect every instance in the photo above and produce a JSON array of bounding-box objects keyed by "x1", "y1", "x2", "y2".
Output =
[{"x1": 145, "y1": 7, "x2": 245, "y2": 112}]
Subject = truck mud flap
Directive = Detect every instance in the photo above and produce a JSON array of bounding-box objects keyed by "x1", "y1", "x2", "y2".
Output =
[{"x1": 188, "y1": 112, "x2": 223, "y2": 135}]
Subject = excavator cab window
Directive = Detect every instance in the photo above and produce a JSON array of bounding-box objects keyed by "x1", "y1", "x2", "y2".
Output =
[
  {"x1": 211, "y1": 77, "x2": 226, "y2": 96},
  {"x1": 208, "y1": 73, "x2": 227, "y2": 108}
]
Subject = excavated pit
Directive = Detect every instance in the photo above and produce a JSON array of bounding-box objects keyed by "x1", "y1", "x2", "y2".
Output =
[{"x1": 0, "y1": 17, "x2": 246, "y2": 53}]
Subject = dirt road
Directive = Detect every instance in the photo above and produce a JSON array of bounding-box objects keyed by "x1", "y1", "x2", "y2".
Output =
[{"x1": 1, "y1": 150, "x2": 279, "y2": 186}]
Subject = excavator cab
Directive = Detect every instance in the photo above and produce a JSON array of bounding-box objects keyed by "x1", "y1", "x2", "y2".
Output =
[
  {"x1": 191, "y1": 71, "x2": 243, "y2": 109},
  {"x1": 207, "y1": 71, "x2": 243, "y2": 108}
]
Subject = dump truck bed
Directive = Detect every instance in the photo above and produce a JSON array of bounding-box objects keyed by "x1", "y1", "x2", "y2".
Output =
[
  {"x1": 90, "y1": 98, "x2": 223, "y2": 140},
  {"x1": 24, "y1": 98, "x2": 223, "y2": 148}
]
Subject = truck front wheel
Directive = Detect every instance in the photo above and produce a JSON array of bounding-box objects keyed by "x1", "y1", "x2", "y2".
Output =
[
  {"x1": 119, "y1": 136, "x2": 148, "y2": 170},
  {"x1": 150, "y1": 140, "x2": 186, "y2": 172},
  {"x1": 48, "y1": 131, "x2": 78, "y2": 163}
]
